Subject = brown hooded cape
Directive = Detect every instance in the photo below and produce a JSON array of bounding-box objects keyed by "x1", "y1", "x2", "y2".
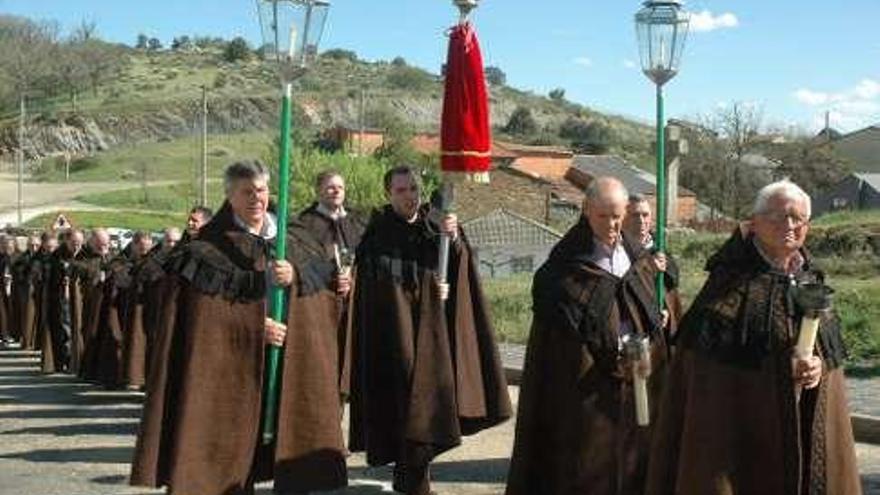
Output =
[
  {"x1": 87, "y1": 253, "x2": 134, "y2": 388},
  {"x1": 348, "y1": 205, "x2": 512, "y2": 468},
  {"x1": 130, "y1": 203, "x2": 348, "y2": 495},
  {"x1": 505, "y1": 218, "x2": 681, "y2": 495},
  {"x1": 645, "y1": 230, "x2": 861, "y2": 495},
  {"x1": 0, "y1": 252, "x2": 13, "y2": 342},
  {"x1": 10, "y1": 251, "x2": 39, "y2": 349},
  {"x1": 296, "y1": 202, "x2": 366, "y2": 398},
  {"x1": 40, "y1": 243, "x2": 89, "y2": 373},
  {"x1": 78, "y1": 251, "x2": 113, "y2": 381}
]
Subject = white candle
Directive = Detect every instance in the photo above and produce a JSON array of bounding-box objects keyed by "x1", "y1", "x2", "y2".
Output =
[
  {"x1": 625, "y1": 336, "x2": 652, "y2": 427},
  {"x1": 633, "y1": 366, "x2": 650, "y2": 426},
  {"x1": 795, "y1": 316, "x2": 821, "y2": 359},
  {"x1": 288, "y1": 25, "x2": 298, "y2": 60},
  {"x1": 333, "y1": 243, "x2": 342, "y2": 271}
]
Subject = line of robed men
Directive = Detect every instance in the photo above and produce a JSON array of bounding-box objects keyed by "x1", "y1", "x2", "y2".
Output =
[
  {"x1": 0, "y1": 208, "x2": 213, "y2": 389},
  {"x1": 1, "y1": 165, "x2": 861, "y2": 495}
]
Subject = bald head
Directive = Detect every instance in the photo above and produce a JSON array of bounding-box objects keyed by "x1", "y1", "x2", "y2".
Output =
[
  {"x1": 90, "y1": 229, "x2": 111, "y2": 257},
  {"x1": 584, "y1": 177, "x2": 629, "y2": 247},
  {"x1": 163, "y1": 227, "x2": 182, "y2": 250}
]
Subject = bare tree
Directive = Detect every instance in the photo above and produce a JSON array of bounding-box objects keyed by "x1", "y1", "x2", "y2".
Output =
[
  {"x1": 72, "y1": 19, "x2": 97, "y2": 42},
  {"x1": 679, "y1": 103, "x2": 768, "y2": 218},
  {"x1": 0, "y1": 16, "x2": 58, "y2": 97},
  {"x1": 78, "y1": 39, "x2": 126, "y2": 96},
  {"x1": 55, "y1": 41, "x2": 89, "y2": 111}
]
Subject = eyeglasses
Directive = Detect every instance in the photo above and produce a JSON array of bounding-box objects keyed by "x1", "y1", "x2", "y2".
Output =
[{"x1": 759, "y1": 211, "x2": 809, "y2": 228}]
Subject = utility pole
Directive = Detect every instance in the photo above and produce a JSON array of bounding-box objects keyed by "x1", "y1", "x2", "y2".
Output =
[
  {"x1": 201, "y1": 85, "x2": 208, "y2": 206},
  {"x1": 17, "y1": 95, "x2": 25, "y2": 227},
  {"x1": 358, "y1": 87, "x2": 366, "y2": 156}
]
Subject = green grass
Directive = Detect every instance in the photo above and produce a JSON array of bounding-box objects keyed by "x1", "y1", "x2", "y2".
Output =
[
  {"x1": 33, "y1": 131, "x2": 274, "y2": 183},
  {"x1": 24, "y1": 210, "x2": 186, "y2": 232},
  {"x1": 482, "y1": 274, "x2": 533, "y2": 344},
  {"x1": 828, "y1": 278, "x2": 880, "y2": 365},
  {"x1": 77, "y1": 182, "x2": 227, "y2": 215},
  {"x1": 72, "y1": 144, "x2": 399, "y2": 215},
  {"x1": 813, "y1": 209, "x2": 880, "y2": 227}
]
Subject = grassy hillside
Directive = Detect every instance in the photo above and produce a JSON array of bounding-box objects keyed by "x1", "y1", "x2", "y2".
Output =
[
  {"x1": 32, "y1": 131, "x2": 272, "y2": 183},
  {"x1": 4, "y1": 45, "x2": 654, "y2": 175}
]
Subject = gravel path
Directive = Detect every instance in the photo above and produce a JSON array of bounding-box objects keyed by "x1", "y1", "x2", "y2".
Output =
[{"x1": 0, "y1": 347, "x2": 877, "y2": 495}]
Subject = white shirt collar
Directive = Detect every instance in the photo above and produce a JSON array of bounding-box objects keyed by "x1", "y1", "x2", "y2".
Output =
[
  {"x1": 316, "y1": 202, "x2": 347, "y2": 220},
  {"x1": 233, "y1": 212, "x2": 277, "y2": 240}
]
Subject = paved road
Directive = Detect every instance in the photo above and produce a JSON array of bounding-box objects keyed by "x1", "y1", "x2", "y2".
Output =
[
  {"x1": 0, "y1": 348, "x2": 877, "y2": 495},
  {"x1": 0, "y1": 173, "x2": 181, "y2": 226}
]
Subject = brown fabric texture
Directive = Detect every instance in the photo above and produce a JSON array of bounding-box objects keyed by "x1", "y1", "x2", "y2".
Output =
[
  {"x1": 11, "y1": 252, "x2": 39, "y2": 349},
  {"x1": 41, "y1": 244, "x2": 90, "y2": 374},
  {"x1": 273, "y1": 218, "x2": 351, "y2": 492},
  {"x1": 32, "y1": 252, "x2": 57, "y2": 373},
  {"x1": 131, "y1": 204, "x2": 348, "y2": 495},
  {"x1": 645, "y1": 230, "x2": 861, "y2": 495},
  {"x1": 89, "y1": 256, "x2": 134, "y2": 388},
  {"x1": 120, "y1": 256, "x2": 151, "y2": 388},
  {"x1": 505, "y1": 218, "x2": 680, "y2": 495},
  {"x1": 77, "y1": 254, "x2": 112, "y2": 382},
  {"x1": 349, "y1": 205, "x2": 512, "y2": 470},
  {"x1": 0, "y1": 253, "x2": 11, "y2": 342},
  {"x1": 296, "y1": 203, "x2": 366, "y2": 399}
]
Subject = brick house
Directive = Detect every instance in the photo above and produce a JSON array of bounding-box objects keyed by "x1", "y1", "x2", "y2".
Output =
[{"x1": 322, "y1": 125, "x2": 386, "y2": 155}]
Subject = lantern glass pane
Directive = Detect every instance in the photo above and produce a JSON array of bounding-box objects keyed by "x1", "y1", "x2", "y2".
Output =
[
  {"x1": 634, "y1": 1, "x2": 690, "y2": 85},
  {"x1": 256, "y1": 0, "x2": 330, "y2": 76}
]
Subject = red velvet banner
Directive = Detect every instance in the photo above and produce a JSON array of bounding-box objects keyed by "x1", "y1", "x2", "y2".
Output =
[{"x1": 441, "y1": 23, "x2": 491, "y2": 174}]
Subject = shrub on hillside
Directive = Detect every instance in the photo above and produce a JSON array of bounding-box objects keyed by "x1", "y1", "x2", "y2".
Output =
[
  {"x1": 386, "y1": 65, "x2": 433, "y2": 91},
  {"x1": 504, "y1": 106, "x2": 538, "y2": 136},
  {"x1": 223, "y1": 37, "x2": 251, "y2": 63},
  {"x1": 807, "y1": 226, "x2": 874, "y2": 257},
  {"x1": 322, "y1": 48, "x2": 358, "y2": 63}
]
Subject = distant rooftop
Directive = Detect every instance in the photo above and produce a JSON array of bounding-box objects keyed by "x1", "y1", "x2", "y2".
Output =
[
  {"x1": 568, "y1": 154, "x2": 696, "y2": 197},
  {"x1": 463, "y1": 209, "x2": 562, "y2": 248}
]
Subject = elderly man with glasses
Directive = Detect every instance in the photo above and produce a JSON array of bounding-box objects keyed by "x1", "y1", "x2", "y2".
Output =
[{"x1": 647, "y1": 180, "x2": 861, "y2": 495}]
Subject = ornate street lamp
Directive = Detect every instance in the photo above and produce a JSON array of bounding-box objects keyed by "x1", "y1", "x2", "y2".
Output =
[
  {"x1": 635, "y1": 0, "x2": 689, "y2": 305},
  {"x1": 255, "y1": 0, "x2": 329, "y2": 444}
]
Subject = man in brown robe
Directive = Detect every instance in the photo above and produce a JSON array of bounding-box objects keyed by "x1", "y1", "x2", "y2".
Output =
[
  {"x1": 505, "y1": 177, "x2": 679, "y2": 495},
  {"x1": 349, "y1": 165, "x2": 513, "y2": 495},
  {"x1": 133, "y1": 227, "x2": 183, "y2": 386},
  {"x1": 33, "y1": 232, "x2": 59, "y2": 373},
  {"x1": 646, "y1": 180, "x2": 862, "y2": 495},
  {"x1": 78, "y1": 229, "x2": 114, "y2": 382},
  {"x1": 131, "y1": 160, "x2": 348, "y2": 495},
  {"x1": 42, "y1": 229, "x2": 88, "y2": 374},
  {"x1": 11, "y1": 235, "x2": 42, "y2": 350},
  {"x1": 185, "y1": 205, "x2": 213, "y2": 241},
  {"x1": 119, "y1": 231, "x2": 154, "y2": 390},
  {"x1": 297, "y1": 170, "x2": 366, "y2": 398},
  {"x1": 0, "y1": 235, "x2": 17, "y2": 345},
  {"x1": 624, "y1": 193, "x2": 656, "y2": 250}
]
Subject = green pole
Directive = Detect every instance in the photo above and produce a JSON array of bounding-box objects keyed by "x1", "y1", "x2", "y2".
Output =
[
  {"x1": 262, "y1": 82, "x2": 293, "y2": 445},
  {"x1": 654, "y1": 83, "x2": 666, "y2": 309}
]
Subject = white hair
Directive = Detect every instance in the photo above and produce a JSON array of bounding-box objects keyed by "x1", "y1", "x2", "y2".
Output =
[
  {"x1": 753, "y1": 180, "x2": 812, "y2": 218},
  {"x1": 585, "y1": 176, "x2": 629, "y2": 204}
]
